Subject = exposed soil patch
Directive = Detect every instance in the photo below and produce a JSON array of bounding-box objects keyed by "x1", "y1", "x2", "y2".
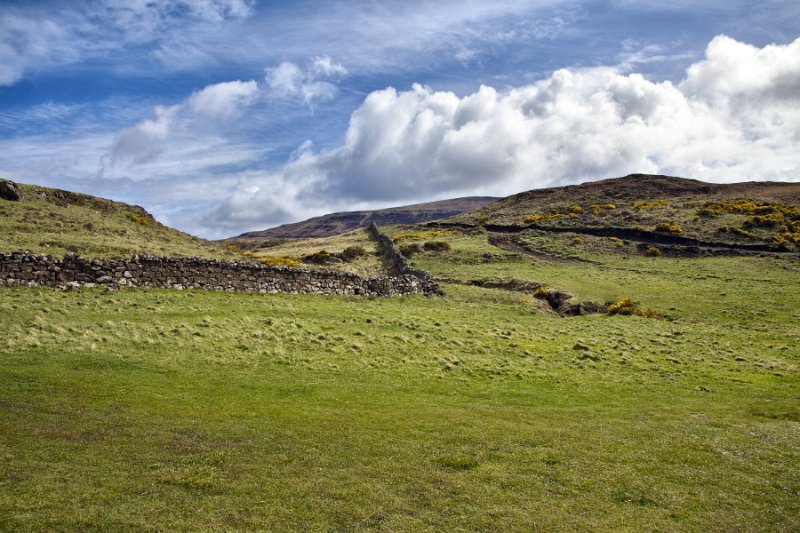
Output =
[{"x1": 437, "y1": 276, "x2": 606, "y2": 317}]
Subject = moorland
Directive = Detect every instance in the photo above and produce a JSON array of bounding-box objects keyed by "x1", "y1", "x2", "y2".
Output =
[{"x1": 0, "y1": 175, "x2": 798, "y2": 531}]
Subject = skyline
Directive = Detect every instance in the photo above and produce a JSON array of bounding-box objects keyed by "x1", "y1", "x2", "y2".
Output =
[{"x1": 1, "y1": 0, "x2": 799, "y2": 238}]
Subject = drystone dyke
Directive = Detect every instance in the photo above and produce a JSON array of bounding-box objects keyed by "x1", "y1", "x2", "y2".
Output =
[
  {"x1": 0, "y1": 251, "x2": 440, "y2": 296},
  {"x1": 367, "y1": 222, "x2": 435, "y2": 281}
]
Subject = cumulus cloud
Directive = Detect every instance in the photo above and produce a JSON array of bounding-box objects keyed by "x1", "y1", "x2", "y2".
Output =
[
  {"x1": 111, "y1": 105, "x2": 178, "y2": 165},
  {"x1": 110, "y1": 79, "x2": 260, "y2": 166},
  {"x1": 281, "y1": 35, "x2": 800, "y2": 206},
  {"x1": 188, "y1": 80, "x2": 260, "y2": 120},
  {"x1": 265, "y1": 56, "x2": 347, "y2": 109}
]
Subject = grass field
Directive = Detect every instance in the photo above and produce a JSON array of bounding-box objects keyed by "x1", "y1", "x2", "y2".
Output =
[{"x1": 2, "y1": 224, "x2": 799, "y2": 530}]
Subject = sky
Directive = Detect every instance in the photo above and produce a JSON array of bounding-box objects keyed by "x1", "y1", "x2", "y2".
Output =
[{"x1": 1, "y1": 0, "x2": 798, "y2": 239}]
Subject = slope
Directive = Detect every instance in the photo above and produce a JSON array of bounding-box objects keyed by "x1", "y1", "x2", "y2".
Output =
[
  {"x1": 232, "y1": 196, "x2": 499, "y2": 240},
  {"x1": 440, "y1": 174, "x2": 800, "y2": 253},
  {"x1": 0, "y1": 179, "x2": 229, "y2": 259}
]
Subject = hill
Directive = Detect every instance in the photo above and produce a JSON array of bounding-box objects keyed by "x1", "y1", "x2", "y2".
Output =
[
  {"x1": 0, "y1": 179, "x2": 229, "y2": 259},
  {"x1": 1, "y1": 173, "x2": 799, "y2": 530},
  {"x1": 440, "y1": 174, "x2": 800, "y2": 253},
  {"x1": 231, "y1": 196, "x2": 498, "y2": 240}
]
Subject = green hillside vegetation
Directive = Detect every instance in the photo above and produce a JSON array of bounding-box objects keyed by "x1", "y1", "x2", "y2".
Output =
[
  {"x1": 0, "y1": 180, "x2": 229, "y2": 259},
  {"x1": 1, "y1": 176, "x2": 799, "y2": 530},
  {"x1": 448, "y1": 174, "x2": 800, "y2": 251},
  {"x1": 227, "y1": 228, "x2": 386, "y2": 277}
]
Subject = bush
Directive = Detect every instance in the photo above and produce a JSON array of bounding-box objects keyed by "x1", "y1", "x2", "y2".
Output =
[
  {"x1": 655, "y1": 222, "x2": 682, "y2": 235},
  {"x1": 261, "y1": 256, "x2": 301, "y2": 268},
  {"x1": 340, "y1": 246, "x2": 367, "y2": 261},
  {"x1": 634, "y1": 199, "x2": 667, "y2": 210},
  {"x1": 399, "y1": 243, "x2": 422, "y2": 257},
  {"x1": 645, "y1": 246, "x2": 662, "y2": 257},
  {"x1": 607, "y1": 297, "x2": 662, "y2": 319},
  {"x1": 130, "y1": 214, "x2": 149, "y2": 225},
  {"x1": 304, "y1": 249, "x2": 333, "y2": 264},
  {"x1": 423, "y1": 240, "x2": 451, "y2": 252}
]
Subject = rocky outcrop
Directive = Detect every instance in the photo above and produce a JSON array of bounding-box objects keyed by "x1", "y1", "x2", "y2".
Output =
[
  {"x1": 0, "y1": 252, "x2": 440, "y2": 296},
  {"x1": 0, "y1": 180, "x2": 21, "y2": 201}
]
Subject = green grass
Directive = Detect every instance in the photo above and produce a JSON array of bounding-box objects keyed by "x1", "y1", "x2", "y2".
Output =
[
  {"x1": 2, "y1": 229, "x2": 799, "y2": 530},
  {"x1": 234, "y1": 228, "x2": 387, "y2": 276},
  {"x1": 0, "y1": 183, "x2": 228, "y2": 259}
]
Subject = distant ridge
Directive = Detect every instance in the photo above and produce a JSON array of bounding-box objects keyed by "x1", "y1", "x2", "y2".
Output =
[{"x1": 232, "y1": 196, "x2": 499, "y2": 239}]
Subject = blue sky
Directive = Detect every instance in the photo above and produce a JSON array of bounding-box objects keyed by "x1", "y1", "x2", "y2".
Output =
[{"x1": 1, "y1": 0, "x2": 798, "y2": 238}]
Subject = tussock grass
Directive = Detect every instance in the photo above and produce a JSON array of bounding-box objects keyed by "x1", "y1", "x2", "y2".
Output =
[{"x1": 1, "y1": 220, "x2": 799, "y2": 530}]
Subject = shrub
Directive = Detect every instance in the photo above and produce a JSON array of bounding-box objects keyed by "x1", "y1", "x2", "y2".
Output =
[
  {"x1": 523, "y1": 213, "x2": 565, "y2": 224},
  {"x1": 423, "y1": 240, "x2": 451, "y2": 252},
  {"x1": 226, "y1": 244, "x2": 241, "y2": 253},
  {"x1": 744, "y1": 213, "x2": 784, "y2": 229},
  {"x1": 340, "y1": 246, "x2": 367, "y2": 261},
  {"x1": 130, "y1": 214, "x2": 149, "y2": 225},
  {"x1": 607, "y1": 297, "x2": 662, "y2": 319},
  {"x1": 655, "y1": 222, "x2": 682, "y2": 235},
  {"x1": 533, "y1": 287, "x2": 550, "y2": 298},
  {"x1": 634, "y1": 199, "x2": 667, "y2": 210},
  {"x1": 605, "y1": 203, "x2": 617, "y2": 210},
  {"x1": 718, "y1": 226, "x2": 756, "y2": 239},
  {"x1": 261, "y1": 256, "x2": 301, "y2": 268},
  {"x1": 645, "y1": 246, "x2": 662, "y2": 257},
  {"x1": 569, "y1": 204, "x2": 583, "y2": 214},
  {"x1": 571, "y1": 236, "x2": 582, "y2": 245},
  {"x1": 608, "y1": 236, "x2": 624, "y2": 248},
  {"x1": 304, "y1": 249, "x2": 332, "y2": 264},
  {"x1": 399, "y1": 243, "x2": 422, "y2": 257}
]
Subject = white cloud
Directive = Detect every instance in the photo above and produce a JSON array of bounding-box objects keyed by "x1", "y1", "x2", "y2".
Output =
[
  {"x1": 3, "y1": 34, "x2": 798, "y2": 239},
  {"x1": 111, "y1": 105, "x2": 178, "y2": 165},
  {"x1": 110, "y1": 79, "x2": 261, "y2": 167},
  {"x1": 0, "y1": 1, "x2": 255, "y2": 86},
  {"x1": 265, "y1": 56, "x2": 347, "y2": 108},
  {"x1": 188, "y1": 80, "x2": 260, "y2": 120},
  {"x1": 276, "y1": 35, "x2": 799, "y2": 209}
]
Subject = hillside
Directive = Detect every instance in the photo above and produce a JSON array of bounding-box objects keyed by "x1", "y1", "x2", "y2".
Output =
[
  {"x1": 232, "y1": 196, "x2": 498, "y2": 240},
  {"x1": 441, "y1": 174, "x2": 800, "y2": 253},
  {"x1": 0, "y1": 179, "x2": 229, "y2": 259},
  {"x1": 1, "y1": 174, "x2": 799, "y2": 530}
]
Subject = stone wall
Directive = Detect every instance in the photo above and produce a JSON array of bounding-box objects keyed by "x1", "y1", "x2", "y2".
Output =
[
  {"x1": 367, "y1": 222, "x2": 434, "y2": 281},
  {"x1": 0, "y1": 251, "x2": 440, "y2": 296}
]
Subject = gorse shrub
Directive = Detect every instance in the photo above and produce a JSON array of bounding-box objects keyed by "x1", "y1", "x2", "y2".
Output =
[
  {"x1": 655, "y1": 222, "x2": 682, "y2": 235},
  {"x1": 645, "y1": 246, "x2": 662, "y2": 257},
  {"x1": 523, "y1": 213, "x2": 566, "y2": 224},
  {"x1": 634, "y1": 199, "x2": 667, "y2": 210},
  {"x1": 261, "y1": 256, "x2": 301, "y2": 268},
  {"x1": 130, "y1": 214, "x2": 149, "y2": 225},
  {"x1": 607, "y1": 298, "x2": 662, "y2": 319},
  {"x1": 719, "y1": 226, "x2": 757, "y2": 239}
]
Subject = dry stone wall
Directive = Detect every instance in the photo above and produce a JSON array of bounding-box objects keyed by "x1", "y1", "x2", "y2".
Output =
[
  {"x1": 0, "y1": 251, "x2": 439, "y2": 296},
  {"x1": 0, "y1": 225, "x2": 439, "y2": 296}
]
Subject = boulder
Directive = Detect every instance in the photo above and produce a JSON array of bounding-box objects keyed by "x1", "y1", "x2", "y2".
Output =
[{"x1": 0, "y1": 180, "x2": 21, "y2": 201}]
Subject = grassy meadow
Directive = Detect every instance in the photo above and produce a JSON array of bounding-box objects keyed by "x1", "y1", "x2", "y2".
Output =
[{"x1": 2, "y1": 222, "x2": 799, "y2": 530}]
